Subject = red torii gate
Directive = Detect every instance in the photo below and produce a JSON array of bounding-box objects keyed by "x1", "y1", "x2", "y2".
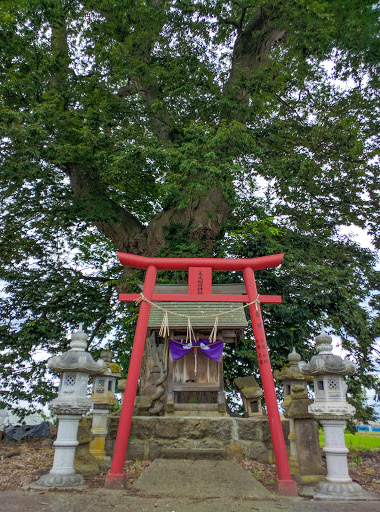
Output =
[{"x1": 105, "y1": 252, "x2": 298, "y2": 496}]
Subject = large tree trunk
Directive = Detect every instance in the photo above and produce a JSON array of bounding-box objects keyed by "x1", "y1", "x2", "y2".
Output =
[
  {"x1": 68, "y1": 164, "x2": 230, "y2": 257},
  {"x1": 144, "y1": 187, "x2": 231, "y2": 256}
]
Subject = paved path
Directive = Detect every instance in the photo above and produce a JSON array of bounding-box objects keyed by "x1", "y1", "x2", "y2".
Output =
[
  {"x1": 1, "y1": 460, "x2": 379, "y2": 512},
  {"x1": 133, "y1": 459, "x2": 273, "y2": 499}
]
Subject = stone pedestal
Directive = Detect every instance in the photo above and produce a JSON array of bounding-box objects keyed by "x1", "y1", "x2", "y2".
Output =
[
  {"x1": 313, "y1": 416, "x2": 377, "y2": 500},
  {"x1": 105, "y1": 415, "x2": 289, "y2": 463},
  {"x1": 293, "y1": 418, "x2": 324, "y2": 483},
  {"x1": 90, "y1": 407, "x2": 112, "y2": 466},
  {"x1": 32, "y1": 413, "x2": 85, "y2": 489},
  {"x1": 287, "y1": 418, "x2": 298, "y2": 475},
  {"x1": 74, "y1": 420, "x2": 100, "y2": 476},
  {"x1": 322, "y1": 418, "x2": 351, "y2": 483},
  {"x1": 90, "y1": 347, "x2": 122, "y2": 466}
]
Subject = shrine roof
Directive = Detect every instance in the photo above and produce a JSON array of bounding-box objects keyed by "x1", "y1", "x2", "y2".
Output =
[{"x1": 147, "y1": 302, "x2": 248, "y2": 329}]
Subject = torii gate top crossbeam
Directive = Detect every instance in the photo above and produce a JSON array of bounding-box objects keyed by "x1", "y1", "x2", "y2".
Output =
[
  {"x1": 117, "y1": 252, "x2": 284, "y2": 271},
  {"x1": 117, "y1": 252, "x2": 284, "y2": 304}
]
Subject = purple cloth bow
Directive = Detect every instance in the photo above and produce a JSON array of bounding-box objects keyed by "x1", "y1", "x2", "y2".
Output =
[{"x1": 169, "y1": 338, "x2": 223, "y2": 362}]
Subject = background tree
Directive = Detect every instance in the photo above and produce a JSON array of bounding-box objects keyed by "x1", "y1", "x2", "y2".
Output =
[{"x1": 0, "y1": 0, "x2": 379, "y2": 419}]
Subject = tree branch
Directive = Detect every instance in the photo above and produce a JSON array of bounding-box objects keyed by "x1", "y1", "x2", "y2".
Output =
[
  {"x1": 48, "y1": 5, "x2": 71, "y2": 97},
  {"x1": 117, "y1": 83, "x2": 137, "y2": 97},
  {"x1": 224, "y1": 4, "x2": 286, "y2": 106},
  {"x1": 232, "y1": 1, "x2": 255, "y2": 9},
  {"x1": 131, "y1": 80, "x2": 173, "y2": 142},
  {"x1": 66, "y1": 164, "x2": 146, "y2": 253},
  {"x1": 113, "y1": 3, "x2": 175, "y2": 142},
  {"x1": 88, "y1": 285, "x2": 114, "y2": 345},
  {"x1": 45, "y1": 9, "x2": 147, "y2": 253},
  {"x1": 219, "y1": 17, "x2": 240, "y2": 29},
  {"x1": 76, "y1": 274, "x2": 115, "y2": 283},
  {"x1": 275, "y1": 93, "x2": 306, "y2": 125}
]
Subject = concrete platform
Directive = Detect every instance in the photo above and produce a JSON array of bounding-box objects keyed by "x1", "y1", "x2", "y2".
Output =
[{"x1": 133, "y1": 459, "x2": 274, "y2": 499}]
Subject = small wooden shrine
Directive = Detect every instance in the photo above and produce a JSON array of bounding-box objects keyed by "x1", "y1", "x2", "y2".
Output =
[{"x1": 139, "y1": 284, "x2": 248, "y2": 416}]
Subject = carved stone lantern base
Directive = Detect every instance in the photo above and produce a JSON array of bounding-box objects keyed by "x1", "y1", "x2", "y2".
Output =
[
  {"x1": 28, "y1": 412, "x2": 89, "y2": 490},
  {"x1": 314, "y1": 480, "x2": 380, "y2": 501},
  {"x1": 28, "y1": 472, "x2": 87, "y2": 490}
]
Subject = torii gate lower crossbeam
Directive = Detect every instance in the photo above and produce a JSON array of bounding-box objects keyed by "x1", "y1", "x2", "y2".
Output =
[{"x1": 105, "y1": 253, "x2": 298, "y2": 496}]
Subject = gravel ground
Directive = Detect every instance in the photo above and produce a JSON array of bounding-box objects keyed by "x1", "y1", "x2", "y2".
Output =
[{"x1": 0, "y1": 437, "x2": 378, "y2": 496}]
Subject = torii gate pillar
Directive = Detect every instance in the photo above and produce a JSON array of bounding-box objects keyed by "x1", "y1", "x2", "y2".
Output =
[{"x1": 105, "y1": 253, "x2": 298, "y2": 496}]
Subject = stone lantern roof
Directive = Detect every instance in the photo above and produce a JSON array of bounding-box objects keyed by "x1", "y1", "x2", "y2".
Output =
[
  {"x1": 275, "y1": 348, "x2": 313, "y2": 382},
  {"x1": 48, "y1": 325, "x2": 106, "y2": 375},
  {"x1": 298, "y1": 328, "x2": 356, "y2": 377},
  {"x1": 274, "y1": 347, "x2": 313, "y2": 414},
  {"x1": 98, "y1": 346, "x2": 123, "y2": 378}
]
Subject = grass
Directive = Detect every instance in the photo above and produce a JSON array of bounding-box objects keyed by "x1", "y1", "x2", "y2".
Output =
[
  {"x1": 319, "y1": 430, "x2": 380, "y2": 452},
  {"x1": 131, "y1": 459, "x2": 143, "y2": 477}
]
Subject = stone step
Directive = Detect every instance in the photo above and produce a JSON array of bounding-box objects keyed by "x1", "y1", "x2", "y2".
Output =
[
  {"x1": 165, "y1": 402, "x2": 228, "y2": 417},
  {"x1": 160, "y1": 448, "x2": 226, "y2": 460},
  {"x1": 172, "y1": 403, "x2": 219, "y2": 411},
  {"x1": 165, "y1": 410, "x2": 228, "y2": 417}
]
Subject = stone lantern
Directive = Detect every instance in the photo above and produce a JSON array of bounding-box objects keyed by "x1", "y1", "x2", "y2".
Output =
[
  {"x1": 90, "y1": 346, "x2": 122, "y2": 465},
  {"x1": 299, "y1": 328, "x2": 375, "y2": 500},
  {"x1": 31, "y1": 325, "x2": 105, "y2": 489},
  {"x1": 234, "y1": 375, "x2": 263, "y2": 417},
  {"x1": 275, "y1": 348, "x2": 324, "y2": 484},
  {"x1": 274, "y1": 348, "x2": 311, "y2": 409}
]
